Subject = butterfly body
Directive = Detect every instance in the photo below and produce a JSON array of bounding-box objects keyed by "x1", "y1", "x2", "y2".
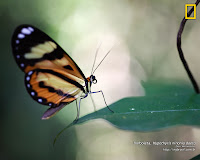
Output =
[{"x1": 12, "y1": 24, "x2": 113, "y2": 120}]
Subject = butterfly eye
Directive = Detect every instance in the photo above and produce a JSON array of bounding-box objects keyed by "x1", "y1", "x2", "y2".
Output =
[{"x1": 93, "y1": 79, "x2": 97, "y2": 84}]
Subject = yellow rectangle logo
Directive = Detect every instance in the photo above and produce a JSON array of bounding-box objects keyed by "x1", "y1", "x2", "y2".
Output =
[{"x1": 185, "y1": 4, "x2": 196, "y2": 19}]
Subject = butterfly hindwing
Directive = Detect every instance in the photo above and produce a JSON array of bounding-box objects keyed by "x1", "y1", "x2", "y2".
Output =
[{"x1": 25, "y1": 68, "x2": 85, "y2": 119}]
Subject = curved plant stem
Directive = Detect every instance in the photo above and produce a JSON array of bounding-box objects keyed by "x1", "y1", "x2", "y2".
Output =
[
  {"x1": 53, "y1": 122, "x2": 75, "y2": 146},
  {"x1": 177, "y1": 0, "x2": 200, "y2": 93}
]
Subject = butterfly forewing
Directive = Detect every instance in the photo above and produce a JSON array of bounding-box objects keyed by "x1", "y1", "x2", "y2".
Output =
[
  {"x1": 12, "y1": 24, "x2": 87, "y2": 119},
  {"x1": 12, "y1": 25, "x2": 85, "y2": 79}
]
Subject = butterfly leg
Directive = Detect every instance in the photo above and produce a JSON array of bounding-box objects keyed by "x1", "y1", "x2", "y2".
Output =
[
  {"x1": 73, "y1": 100, "x2": 79, "y2": 123},
  {"x1": 90, "y1": 90, "x2": 114, "y2": 113},
  {"x1": 89, "y1": 94, "x2": 97, "y2": 112},
  {"x1": 73, "y1": 94, "x2": 88, "y2": 123}
]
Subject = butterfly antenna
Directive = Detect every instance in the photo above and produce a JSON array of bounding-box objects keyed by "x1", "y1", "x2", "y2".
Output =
[
  {"x1": 92, "y1": 45, "x2": 114, "y2": 74},
  {"x1": 91, "y1": 42, "x2": 102, "y2": 75}
]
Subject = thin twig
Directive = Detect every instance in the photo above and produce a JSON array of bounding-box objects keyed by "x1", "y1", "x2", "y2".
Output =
[{"x1": 177, "y1": 0, "x2": 200, "y2": 93}]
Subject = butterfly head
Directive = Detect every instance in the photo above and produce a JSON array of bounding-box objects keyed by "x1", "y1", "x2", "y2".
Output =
[{"x1": 87, "y1": 75, "x2": 97, "y2": 85}]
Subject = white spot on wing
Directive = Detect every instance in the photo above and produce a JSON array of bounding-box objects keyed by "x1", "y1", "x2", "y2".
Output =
[
  {"x1": 18, "y1": 33, "x2": 25, "y2": 39},
  {"x1": 20, "y1": 63, "x2": 24, "y2": 67},
  {"x1": 28, "y1": 27, "x2": 34, "y2": 32},
  {"x1": 21, "y1": 28, "x2": 31, "y2": 35},
  {"x1": 27, "y1": 84, "x2": 31, "y2": 88},
  {"x1": 26, "y1": 76, "x2": 30, "y2": 81},
  {"x1": 28, "y1": 71, "x2": 33, "y2": 75},
  {"x1": 38, "y1": 98, "x2": 43, "y2": 103},
  {"x1": 16, "y1": 55, "x2": 20, "y2": 59},
  {"x1": 16, "y1": 40, "x2": 19, "y2": 44},
  {"x1": 49, "y1": 103, "x2": 52, "y2": 106},
  {"x1": 31, "y1": 92, "x2": 35, "y2": 96}
]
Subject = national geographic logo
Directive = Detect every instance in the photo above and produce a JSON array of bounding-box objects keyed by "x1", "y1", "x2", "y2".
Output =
[{"x1": 185, "y1": 4, "x2": 196, "y2": 19}]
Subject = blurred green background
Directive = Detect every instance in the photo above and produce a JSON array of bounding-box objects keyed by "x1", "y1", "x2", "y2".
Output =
[{"x1": 1, "y1": 0, "x2": 200, "y2": 159}]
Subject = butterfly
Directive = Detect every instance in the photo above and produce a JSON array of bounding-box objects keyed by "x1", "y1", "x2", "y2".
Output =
[{"x1": 11, "y1": 24, "x2": 113, "y2": 121}]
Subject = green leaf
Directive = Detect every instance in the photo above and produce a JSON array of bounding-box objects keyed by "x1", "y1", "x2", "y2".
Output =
[
  {"x1": 190, "y1": 154, "x2": 200, "y2": 160},
  {"x1": 75, "y1": 81, "x2": 200, "y2": 131},
  {"x1": 54, "y1": 81, "x2": 200, "y2": 145}
]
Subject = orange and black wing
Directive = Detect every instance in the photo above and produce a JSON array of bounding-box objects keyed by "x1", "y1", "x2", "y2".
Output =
[
  {"x1": 24, "y1": 68, "x2": 85, "y2": 119},
  {"x1": 11, "y1": 24, "x2": 86, "y2": 119}
]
